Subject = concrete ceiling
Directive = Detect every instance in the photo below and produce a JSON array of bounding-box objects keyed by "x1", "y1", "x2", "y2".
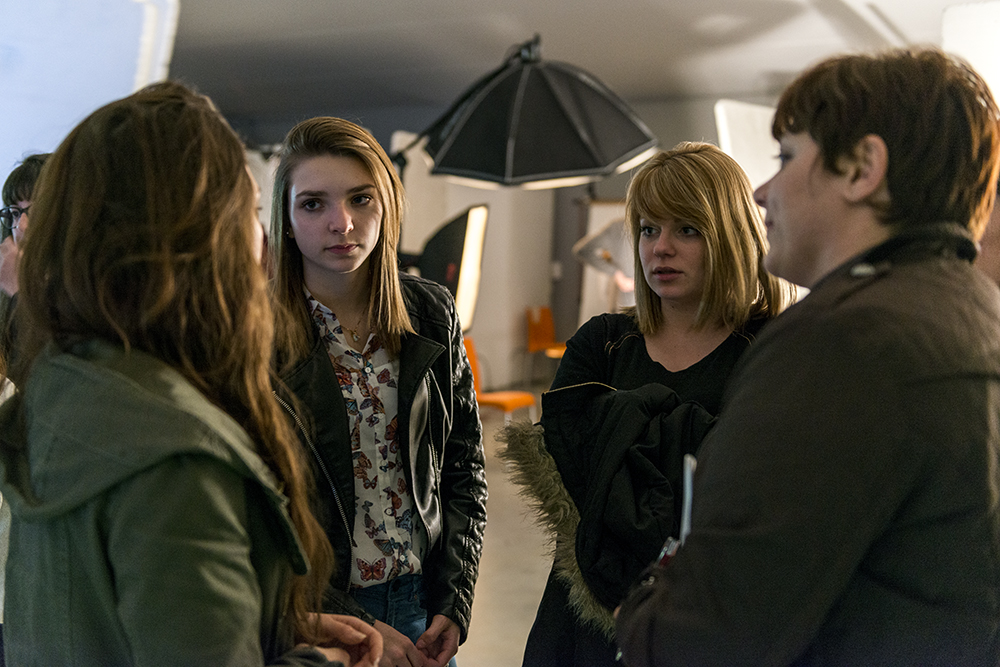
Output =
[{"x1": 168, "y1": 0, "x2": 969, "y2": 145}]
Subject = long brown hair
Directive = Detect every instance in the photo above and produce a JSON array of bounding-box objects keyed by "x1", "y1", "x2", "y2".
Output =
[
  {"x1": 626, "y1": 142, "x2": 792, "y2": 335},
  {"x1": 7, "y1": 81, "x2": 333, "y2": 642},
  {"x1": 269, "y1": 117, "x2": 414, "y2": 367}
]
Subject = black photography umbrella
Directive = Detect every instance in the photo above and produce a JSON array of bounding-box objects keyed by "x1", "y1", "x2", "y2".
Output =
[{"x1": 395, "y1": 35, "x2": 657, "y2": 188}]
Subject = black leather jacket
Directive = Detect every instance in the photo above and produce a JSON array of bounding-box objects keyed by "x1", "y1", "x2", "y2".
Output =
[{"x1": 278, "y1": 274, "x2": 487, "y2": 642}]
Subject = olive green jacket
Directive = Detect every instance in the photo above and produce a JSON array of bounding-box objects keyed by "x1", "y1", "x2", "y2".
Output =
[{"x1": 0, "y1": 340, "x2": 340, "y2": 666}]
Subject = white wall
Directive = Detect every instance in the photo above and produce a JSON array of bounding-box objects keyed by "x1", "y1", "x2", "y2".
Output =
[
  {"x1": 592, "y1": 94, "x2": 777, "y2": 201},
  {"x1": 943, "y1": 2, "x2": 1000, "y2": 98},
  {"x1": 0, "y1": 0, "x2": 178, "y2": 174}
]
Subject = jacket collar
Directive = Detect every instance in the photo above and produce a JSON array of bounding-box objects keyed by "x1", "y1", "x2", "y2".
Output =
[
  {"x1": 859, "y1": 222, "x2": 976, "y2": 265},
  {"x1": 813, "y1": 222, "x2": 976, "y2": 291}
]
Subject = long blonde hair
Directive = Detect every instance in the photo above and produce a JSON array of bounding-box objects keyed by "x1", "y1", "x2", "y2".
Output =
[
  {"x1": 626, "y1": 142, "x2": 792, "y2": 334},
  {"x1": 8, "y1": 81, "x2": 333, "y2": 642},
  {"x1": 269, "y1": 117, "x2": 414, "y2": 366}
]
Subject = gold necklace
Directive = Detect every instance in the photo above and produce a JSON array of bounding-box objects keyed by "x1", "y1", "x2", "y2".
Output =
[{"x1": 341, "y1": 311, "x2": 367, "y2": 343}]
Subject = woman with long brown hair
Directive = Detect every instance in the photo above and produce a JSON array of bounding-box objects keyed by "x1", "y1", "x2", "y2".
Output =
[
  {"x1": 0, "y1": 82, "x2": 380, "y2": 666},
  {"x1": 269, "y1": 117, "x2": 487, "y2": 667}
]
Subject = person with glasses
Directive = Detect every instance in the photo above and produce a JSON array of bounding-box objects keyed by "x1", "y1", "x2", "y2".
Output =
[
  {"x1": 0, "y1": 199, "x2": 31, "y2": 247},
  {"x1": 1, "y1": 154, "x2": 49, "y2": 382},
  {"x1": 0, "y1": 150, "x2": 39, "y2": 663},
  {"x1": 1, "y1": 154, "x2": 48, "y2": 298},
  {"x1": 0, "y1": 154, "x2": 46, "y2": 667}
]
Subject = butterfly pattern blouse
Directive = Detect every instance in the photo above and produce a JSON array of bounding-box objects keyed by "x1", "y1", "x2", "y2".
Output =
[{"x1": 307, "y1": 295, "x2": 426, "y2": 588}]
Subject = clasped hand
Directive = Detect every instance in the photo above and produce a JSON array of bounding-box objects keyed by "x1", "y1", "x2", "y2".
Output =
[
  {"x1": 375, "y1": 613, "x2": 460, "y2": 667},
  {"x1": 301, "y1": 613, "x2": 384, "y2": 667}
]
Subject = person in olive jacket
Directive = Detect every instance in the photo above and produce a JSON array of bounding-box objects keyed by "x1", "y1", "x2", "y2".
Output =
[
  {"x1": 0, "y1": 82, "x2": 381, "y2": 666},
  {"x1": 268, "y1": 117, "x2": 487, "y2": 667},
  {"x1": 616, "y1": 48, "x2": 1000, "y2": 667}
]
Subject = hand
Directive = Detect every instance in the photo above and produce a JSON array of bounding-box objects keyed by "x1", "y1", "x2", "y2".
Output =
[
  {"x1": 374, "y1": 619, "x2": 428, "y2": 667},
  {"x1": 0, "y1": 236, "x2": 20, "y2": 297},
  {"x1": 304, "y1": 644, "x2": 353, "y2": 665},
  {"x1": 415, "y1": 615, "x2": 459, "y2": 667},
  {"x1": 311, "y1": 613, "x2": 384, "y2": 667}
]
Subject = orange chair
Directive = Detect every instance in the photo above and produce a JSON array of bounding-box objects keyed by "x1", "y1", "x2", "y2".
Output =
[
  {"x1": 525, "y1": 306, "x2": 566, "y2": 383},
  {"x1": 464, "y1": 337, "x2": 536, "y2": 423}
]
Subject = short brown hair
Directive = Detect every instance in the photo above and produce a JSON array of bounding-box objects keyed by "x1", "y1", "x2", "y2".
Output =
[
  {"x1": 773, "y1": 48, "x2": 1000, "y2": 238},
  {"x1": 625, "y1": 142, "x2": 791, "y2": 334},
  {"x1": 269, "y1": 117, "x2": 413, "y2": 364},
  {"x1": 2, "y1": 153, "x2": 49, "y2": 207}
]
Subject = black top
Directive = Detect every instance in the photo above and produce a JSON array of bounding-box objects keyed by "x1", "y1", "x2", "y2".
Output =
[
  {"x1": 551, "y1": 312, "x2": 765, "y2": 415},
  {"x1": 519, "y1": 311, "x2": 768, "y2": 667}
]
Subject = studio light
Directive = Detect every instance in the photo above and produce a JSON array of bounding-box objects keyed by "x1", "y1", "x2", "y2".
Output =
[{"x1": 393, "y1": 35, "x2": 657, "y2": 189}]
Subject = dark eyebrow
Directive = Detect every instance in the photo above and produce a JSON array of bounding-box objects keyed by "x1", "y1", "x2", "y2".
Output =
[{"x1": 293, "y1": 184, "x2": 376, "y2": 199}]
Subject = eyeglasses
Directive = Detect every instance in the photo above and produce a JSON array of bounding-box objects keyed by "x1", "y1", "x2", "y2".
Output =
[{"x1": 0, "y1": 205, "x2": 29, "y2": 232}]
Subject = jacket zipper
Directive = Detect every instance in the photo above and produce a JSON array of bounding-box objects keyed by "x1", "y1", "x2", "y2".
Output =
[{"x1": 272, "y1": 391, "x2": 356, "y2": 592}]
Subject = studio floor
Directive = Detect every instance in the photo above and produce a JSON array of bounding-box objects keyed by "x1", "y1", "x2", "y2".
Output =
[{"x1": 454, "y1": 406, "x2": 551, "y2": 667}]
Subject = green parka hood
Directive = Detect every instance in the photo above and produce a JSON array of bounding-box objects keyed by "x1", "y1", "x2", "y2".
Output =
[{"x1": 0, "y1": 339, "x2": 307, "y2": 574}]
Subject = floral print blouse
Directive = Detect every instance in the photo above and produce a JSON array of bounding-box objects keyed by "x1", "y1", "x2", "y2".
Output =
[{"x1": 308, "y1": 294, "x2": 426, "y2": 588}]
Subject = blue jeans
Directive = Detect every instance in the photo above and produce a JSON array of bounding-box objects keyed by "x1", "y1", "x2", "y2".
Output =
[{"x1": 350, "y1": 574, "x2": 458, "y2": 667}]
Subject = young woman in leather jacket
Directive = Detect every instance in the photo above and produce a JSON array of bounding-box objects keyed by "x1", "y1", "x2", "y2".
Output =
[{"x1": 268, "y1": 117, "x2": 487, "y2": 667}]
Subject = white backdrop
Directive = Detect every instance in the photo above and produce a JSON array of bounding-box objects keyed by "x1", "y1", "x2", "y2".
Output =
[{"x1": 0, "y1": 0, "x2": 178, "y2": 175}]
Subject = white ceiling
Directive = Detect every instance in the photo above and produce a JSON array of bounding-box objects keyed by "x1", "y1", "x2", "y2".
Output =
[{"x1": 168, "y1": 0, "x2": 972, "y2": 144}]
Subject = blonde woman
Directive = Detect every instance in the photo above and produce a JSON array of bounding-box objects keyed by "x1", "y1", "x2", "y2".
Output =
[{"x1": 505, "y1": 142, "x2": 790, "y2": 667}]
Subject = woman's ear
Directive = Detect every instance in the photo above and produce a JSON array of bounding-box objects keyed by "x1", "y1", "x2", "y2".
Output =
[{"x1": 839, "y1": 134, "x2": 890, "y2": 207}]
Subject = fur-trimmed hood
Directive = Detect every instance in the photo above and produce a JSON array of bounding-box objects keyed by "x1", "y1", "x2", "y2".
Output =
[
  {"x1": 497, "y1": 382, "x2": 716, "y2": 641},
  {"x1": 497, "y1": 419, "x2": 616, "y2": 639}
]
